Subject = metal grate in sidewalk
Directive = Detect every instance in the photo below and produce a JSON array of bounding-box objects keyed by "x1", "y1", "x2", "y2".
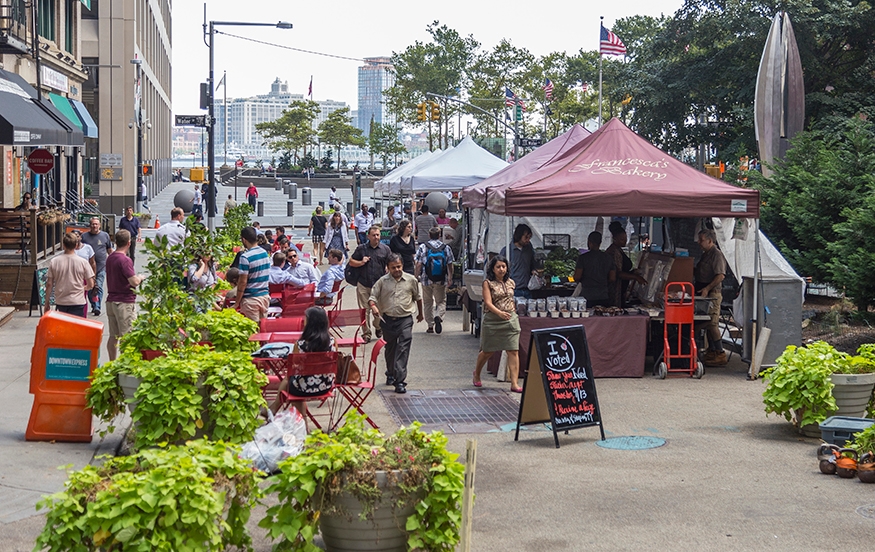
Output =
[{"x1": 379, "y1": 389, "x2": 521, "y2": 433}]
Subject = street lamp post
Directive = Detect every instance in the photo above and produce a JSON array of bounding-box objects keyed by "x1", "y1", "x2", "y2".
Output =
[
  {"x1": 204, "y1": 13, "x2": 292, "y2": 231},
  {"x1": 131, "y1": 58, "x2": 144, "y2": 215}
]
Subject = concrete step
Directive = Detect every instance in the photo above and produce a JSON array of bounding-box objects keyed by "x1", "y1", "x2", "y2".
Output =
[{"x1": 0, "y1": 307, "x2": 15, "y2": 328}]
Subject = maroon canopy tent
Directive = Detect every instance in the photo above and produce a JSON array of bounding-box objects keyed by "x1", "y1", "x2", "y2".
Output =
[
  {"x1": 461, "y1": 124, "x2": 591, "y2": 209},
  {"x1": 480, "y1": 118, "x2": 760, "y2": 219}
]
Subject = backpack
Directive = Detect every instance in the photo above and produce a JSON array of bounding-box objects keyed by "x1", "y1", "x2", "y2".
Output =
[
  {"x1": 345, "y1": 245, "x2": 364, "y2": 286},
  {"x1": 425, "y1": 242, "x2": 448, "y2": 283}
]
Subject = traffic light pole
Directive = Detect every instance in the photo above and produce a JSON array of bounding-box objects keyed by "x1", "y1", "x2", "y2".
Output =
[
  {"x1": 132, "y1": 58, "x2": 144, "y2": 215},
  {"x1": 425, "y1": 93, "x2": 519, "y2": 157}
]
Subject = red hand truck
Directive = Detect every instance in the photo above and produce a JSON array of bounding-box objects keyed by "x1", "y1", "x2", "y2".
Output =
[{"x1": 656, "y1": 282, "x2": 704, "y2": 379}]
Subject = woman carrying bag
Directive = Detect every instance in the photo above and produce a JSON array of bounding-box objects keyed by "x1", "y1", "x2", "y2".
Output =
[
  {"x1": 472, "y1": 255, "x2": 522, "y2": 392},
  {"x1": 323, "y1": 211, "x2": 349, "y2": 259}
]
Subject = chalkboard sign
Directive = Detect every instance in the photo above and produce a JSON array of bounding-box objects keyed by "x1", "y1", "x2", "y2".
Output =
[{"x1": 514, "y1": 325, "x2": 605, "y2": 448}]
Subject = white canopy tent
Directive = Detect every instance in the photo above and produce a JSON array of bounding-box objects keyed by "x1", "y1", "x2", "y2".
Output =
[
  {"x1": 400, "y1": 137, "x2": 508, "y2": 193},
  {"x1": 373, "y1": 150, "x2": 438, "y2": 194}
]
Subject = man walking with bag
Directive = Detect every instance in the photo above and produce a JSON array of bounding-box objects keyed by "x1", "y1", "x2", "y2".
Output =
[
  {"x1": 348, "y1": 225, "x2": 391, "y2": 342},
  {"x1": 414, "y1": 226, "x2": 454, "y2": 334}
]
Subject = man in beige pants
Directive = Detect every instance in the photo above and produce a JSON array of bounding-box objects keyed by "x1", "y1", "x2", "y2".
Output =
[
  {"x1": 348, "y1": 225, "x2": 391, "y2": 342},
  {"x1": 414, "y1": 226, "x2": 454, "y2": 334}
]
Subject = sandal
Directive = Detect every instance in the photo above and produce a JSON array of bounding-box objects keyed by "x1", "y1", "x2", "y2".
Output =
[
  {"x1": 510, "y1": 386, "x2": 523, "y2": 393},
  {"x1": 473, "y1": 371, "x2": 482, "y2": 388}
]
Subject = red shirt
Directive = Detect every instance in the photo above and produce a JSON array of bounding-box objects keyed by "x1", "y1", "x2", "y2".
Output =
[{"x1": 106, "y1": 252, "x2": 137, "y2": 303}]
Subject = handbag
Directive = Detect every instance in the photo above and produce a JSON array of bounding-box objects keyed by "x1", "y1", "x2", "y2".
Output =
[{"x1": 336, "y1": 353, "x2": 362, "y2": 385}]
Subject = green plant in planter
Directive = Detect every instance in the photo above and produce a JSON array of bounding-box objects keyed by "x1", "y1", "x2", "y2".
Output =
[
  {"x1": 35, "y1": 439, "x2": 261, "y2": 552},
  {"x1": 216, "y1": 203, "x2": 253, "y2": 269},
  {"x1": 261, "y1": 413, "x2": 465, "y2": 552},
  {"x1": 761, "y1": 341, "x2": 841, "y2": 428},
  {"x1": 197, "y1": 308, "x2": 259, "y2": 353},
  {"x1": 86, "y1": 346, "x2": 267, "y2": 449},
  {"x1": 848, "y1": 424, "x2": 875, "y2": 455}
]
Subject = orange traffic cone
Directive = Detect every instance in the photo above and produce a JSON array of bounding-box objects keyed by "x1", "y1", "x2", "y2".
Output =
[{"x1": 154, "y1": 215, "x2": 160, "y2": 228}]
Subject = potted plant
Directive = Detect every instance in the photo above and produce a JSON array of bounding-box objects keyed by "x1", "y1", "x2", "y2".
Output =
[
  {"x1": 35, "y1": 439, "x2": 261, "y2": 552},
  {"x1": 260, "y1": 413, "x2": 465, "y2": 552},
  {"x1": 86, "y1": 346, "x2": 267, "y2": 450},
  {"x1": 762, "y1": 341, "x2": 875, "y2": 436}
]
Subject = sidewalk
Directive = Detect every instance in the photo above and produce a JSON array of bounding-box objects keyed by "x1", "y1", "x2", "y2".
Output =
[{"x1": 2, "y1": 186, "x2": 873, "y2": 550}]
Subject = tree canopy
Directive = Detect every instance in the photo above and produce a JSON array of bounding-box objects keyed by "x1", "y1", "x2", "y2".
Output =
[
  {"x1": 255, "y1": 100, "x2": 319, "y2": 164},
  {"x1": 317, "y1": 107, "x2": 365, "y2": 170}
]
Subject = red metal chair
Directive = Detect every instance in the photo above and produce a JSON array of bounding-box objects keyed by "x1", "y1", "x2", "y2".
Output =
[
  {"x1": 260, "y1": 316, "x2": 305, "y2": 333},
  {"x1": 330, "y1": 339, "x2": 384, "y2": 431},
  {"x1": 282, "y1": 283, "x2": 317, "y2": 317},
  {"x1": 327, "y1": 308, "x2": 367, "y2": 359},
  {"x1": 254, "y1": 351, "x2": 340, "y2": 430}
]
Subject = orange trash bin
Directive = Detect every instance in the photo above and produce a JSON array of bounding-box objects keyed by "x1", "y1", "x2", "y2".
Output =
[{"x1": 26, "y1": 310, "x2": 104, "y2": 442}]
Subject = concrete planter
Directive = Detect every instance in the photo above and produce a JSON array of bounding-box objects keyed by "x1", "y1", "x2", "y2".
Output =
[
  {"x1": 117, "y1": 373, "x2": 141, "y2": 413},
  {"x1": 318, "y1": 470, "x2": 420, "y2": 552},
  {"x1": 831, "y1": 372, "x2": 875, "y2": 418}
]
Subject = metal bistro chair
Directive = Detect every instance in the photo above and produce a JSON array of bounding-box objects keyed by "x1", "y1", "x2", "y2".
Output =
[
  {"x1": 255, "y1": 351, "x2": 340, "y2": 431},
  {"x1": 327, "y1": 308, "x2": 368, "y2": 360},
  {"x1": 330, "y1": 338, "x2": 384, "y2": 431},
  {"x1": 259, "y1": 316, "x2": 305, "y2": 333},
  {"x1": 281, "y1": 283, "x2": 317, "y2": 317}
]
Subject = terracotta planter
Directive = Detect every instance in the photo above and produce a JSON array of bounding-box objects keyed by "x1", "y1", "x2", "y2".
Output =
[
  {"x1": 318, "y1": 470, "x2": 422, "y2": 552},
  {"x1": 830, "y1": 372, "x2": 875, "y2": 418}
]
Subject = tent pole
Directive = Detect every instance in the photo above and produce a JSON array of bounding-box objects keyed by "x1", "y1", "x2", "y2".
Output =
[{"x1": 748, "y1": 218, "x2": 761, "y2": 380}]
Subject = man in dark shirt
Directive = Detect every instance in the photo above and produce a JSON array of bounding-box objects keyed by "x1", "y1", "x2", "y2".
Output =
[
  {"x1": 694, "y1": 228, "x2": 728, "y2": 366},
  {"x1": 573, "y1": 231, "x2": 616, "y2": 307},
  {"x1": 349, "y1": 225, "x2": 392, "y2": 342},
  {"x1": 414, "y1": 204, "x2": 438, "y2": 244},
  {"x1": 105, "y1": 230, "x2": 143, "y2": 360},
  {"x1": 500, "y1": 223, "x2": 535, "y2": 299},
  {"x1": 117, "y1": 206, "x2": 141, "y2": 264},
  {"x1": 80, "y1": 217, "x2": 113, "y2": 316}
]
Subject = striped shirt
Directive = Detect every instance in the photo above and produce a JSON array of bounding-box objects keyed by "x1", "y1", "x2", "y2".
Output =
[{"x1": 239, "y1": 246, "x2": 270, "y2": 298}]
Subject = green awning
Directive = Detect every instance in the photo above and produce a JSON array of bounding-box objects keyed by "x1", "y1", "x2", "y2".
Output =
[
  {"x1": 48, "y1": 93, "x2": 83, "y2": 132},
  {"x1": 80, "y1": 0, "x2": 91, "y2": 9}
]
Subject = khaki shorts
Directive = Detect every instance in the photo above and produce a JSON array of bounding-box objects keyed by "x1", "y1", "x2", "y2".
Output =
[
  {"x1": 107, "y1": 301, "x2": 137, "y2": 340},
  {"x1": 239, "y1": 295, "x2": 270, "y2": 323}
]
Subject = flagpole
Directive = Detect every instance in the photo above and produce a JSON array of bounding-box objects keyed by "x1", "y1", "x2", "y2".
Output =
[
  {"x1": 598, "y1": 16, "x2": 604, "y2": 127},
  {"x1": 223, "y1": 70, "x2": 227, "y2": 168}
]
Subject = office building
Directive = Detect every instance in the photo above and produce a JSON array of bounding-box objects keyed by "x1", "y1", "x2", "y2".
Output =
[
  {"x1": 82, "y1": 0, "x2": 173, "y2": 214},
  {"x1": 214, "y1": 78, "x2": 348, "y2": 160},
  {"x1": 357, "y1": 57, "x2": 395, "y2": 137}
]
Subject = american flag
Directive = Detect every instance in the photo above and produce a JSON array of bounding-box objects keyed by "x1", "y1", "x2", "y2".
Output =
[
  {"x1": 505, "y1": 87, "x2": 527, "y2": 111},
  {"x1": 542, "y1": 78, "x2": 554, "y2": 100},
  {"x1": 505, "y1": 87, "x2": 516, "y2": 107},
  {"x1": 600, "y1": 24, "x2": 627, "y2": 56}
]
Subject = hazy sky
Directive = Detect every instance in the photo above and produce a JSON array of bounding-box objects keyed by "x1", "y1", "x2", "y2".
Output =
[{"x1": 172, "y1": 1, "x2": 686, "y2": 116}]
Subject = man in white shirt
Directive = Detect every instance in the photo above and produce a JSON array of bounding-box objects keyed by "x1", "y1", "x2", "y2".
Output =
[
  {"x1": 191, "y1": 185, "x2": 203, "y2": 217},
  {"x1": 72, "y1": 230, "x2": 97, "y2": 275},
  {"x1": 329, "y1": 186, "x2": 338, "y2": 206},
  {"x1": 354, "y1": 203, "x2": 374, "y2": 245},
  {"x1": 154, "y1": 208, "x2": 187, "y2": 247},
  {"x1": 285, "y1": 248, "x2": 321, "y2": 286},
  {"x1": 315, "y1": 248, "x2": 346, "y2": 305},
  {"x1": 268, "y1": 252, "x2": 296, "y2": 285}
]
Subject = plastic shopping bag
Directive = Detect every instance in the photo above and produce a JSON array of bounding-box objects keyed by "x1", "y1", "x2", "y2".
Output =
[{"x1": 239, "y1": 408, "x2": 307, "y2": 473}]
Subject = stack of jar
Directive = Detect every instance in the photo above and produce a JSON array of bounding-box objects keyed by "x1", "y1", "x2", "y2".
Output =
[{"x1": 514, "y1": 296, "x2": 588, "y2": 317}]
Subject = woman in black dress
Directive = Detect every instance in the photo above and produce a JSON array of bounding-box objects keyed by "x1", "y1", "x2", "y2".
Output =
[
  {"x1": 389, "y1": 219, "x2": 416, "y2": 274},
  {"x1": 308, "y1": 206, "x2": 328, "y2": 265}
]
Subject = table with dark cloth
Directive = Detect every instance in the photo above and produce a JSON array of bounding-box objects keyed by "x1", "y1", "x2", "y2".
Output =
[{"x1": 487, "y1": 314, "x2": 649, "y2": 378}]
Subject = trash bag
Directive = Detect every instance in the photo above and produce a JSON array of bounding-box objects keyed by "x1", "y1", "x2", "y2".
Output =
[
  {"x1": 251, "y1": 342, "x2": 296, "y2": 358},
  {"x1": 239, "y1": 408, "x2": 307, "y2": 473}
]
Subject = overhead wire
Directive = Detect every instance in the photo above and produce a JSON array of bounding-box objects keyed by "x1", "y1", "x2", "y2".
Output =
[{"x1": 215, "y1": 30, "x2": 368, "y2": 63}]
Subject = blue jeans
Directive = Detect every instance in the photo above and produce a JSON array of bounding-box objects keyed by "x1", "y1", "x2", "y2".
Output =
[
  {"x1": 514, "y1": 288, "x2": 532, "y2": 299},
  {"x1": 89, "y1": 268, "x2": 105, "y2": 311},
  {"x1": 357, "y1": 231, "x2": 367, "y2": 244}
]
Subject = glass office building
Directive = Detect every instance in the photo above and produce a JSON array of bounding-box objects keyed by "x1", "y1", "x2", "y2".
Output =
[{"x1": 357, "y1": 57, "x2": 395, "y2": 138}]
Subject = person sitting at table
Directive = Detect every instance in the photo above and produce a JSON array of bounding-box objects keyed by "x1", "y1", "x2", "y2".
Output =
[
  {"x1": 315, "y1": 249, "x2": 346, "y2": 306},
  {"x1": 15, "y1": 191, "x2": 34, "y2": 211},
  {"x1": 267, "y1": 306, "x2": 336, "y2": 424},
  {"x1": 221, "y1": 268, "x2": 240, "y2": 308},
  {"x1": 188, "y1": 252, "x2": 218, "y2": 291},
  {"x1": 573, "y1": 231, "x2": 616, "y2": 308},
  {"x1": 269, "y1": 252, "x2": 296, "y2": 285},
  {"x1": 285, "y1": 248, "x2": 321, "y2": 286},
  {"x1": 606, "y1": 221, "x2": 647, "y2": 307}
]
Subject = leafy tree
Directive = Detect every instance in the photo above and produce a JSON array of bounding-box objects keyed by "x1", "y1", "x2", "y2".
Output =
[
  {"x1": 758, "y1": 117, "x2": 875, "y2": 308},
  {"x1": 386, "y1": 21, "x2": 479, "y2": 148},
  {"x1": 317, "y1": 107, "x2": 365, "y2": 170},
  {"x1": 320, "y1": 148, "x2": 334, "y2": 171},
  {"x1": 299, "y1": 152, "x2": 318, "y2": 171},
  {"x1": 255, "y1": 100, "x2": 319, "y2": 164},
  {"x1": 368, "y1": 122, "x2": 406, "y2": 170}
]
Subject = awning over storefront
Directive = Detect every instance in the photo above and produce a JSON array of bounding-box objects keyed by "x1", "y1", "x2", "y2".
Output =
[
  {"x1": 0, "y1": 68, "x2": 74, "y2": 146},
  {"x1": 70, "y1": 99, "x2": 98, "y2": 138},
  {"x1": 49, "y1": 93, "x2": 84, "y2": 133}
]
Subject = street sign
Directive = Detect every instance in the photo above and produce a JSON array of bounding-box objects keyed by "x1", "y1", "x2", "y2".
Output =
[
  {"x1": 99, "y1": 153, "x2": 122, "y2": 166},
  {"x1": 175, "y1": 115, "x2": 208, "y2": 127},
  {"x1": 515, "y1": 138, "x2": 543, "y2": 148},
  {"x1": 27, "y1": 149, "x2": 54, "y2": 174},
  {"x1": 99, "y1": 167, "x2": 123, "y2": 181}
]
